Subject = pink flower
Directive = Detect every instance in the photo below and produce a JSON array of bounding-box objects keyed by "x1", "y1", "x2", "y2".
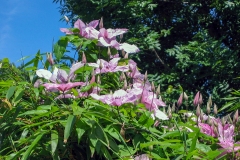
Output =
[
  {"x1": 218, "y1": 123, "x2": 235, "y2": 144},
  {"x1": 60, "y1": 19, "x2": 100, "y2": 39},
  {"x1": 134, "y1": 154, "x2": 152, "y2": 160},
  {"x1": 217, "y1": 123, "x2": 240, "y2": 153},
  {"x1": 98, "y1": 28, "x2": 128, "y2": 48},
  {"x1": 151, "y1": 109, "x2": 169, "y2": 120},
  {"x1": 36, "y1": 62, "x2": 85, "y2": 83},
  {"x1": 140, "y1": 89, "x2": 166, "y2": 111},
  {"x1": 55, "y1": 94, "x2": 76, "y2": 99},
  {"x1": 90, "y1": 89, "x2": 137, "y2": 106},
  {"x1": 119, "y1": 43, "x2": 140, "y2": 53},
  {"x1": 98, "y1": 28, "x2": 139, "y2": 53},
  {"x1": 198, "y1": 123, "x2": 216, "y2": 137},
  {"x1": 88, "y1": 58, "x2": 129, "y2": 74},
  {"x1": 43, "y1": 82, "x2": 85, "y2": 92}
]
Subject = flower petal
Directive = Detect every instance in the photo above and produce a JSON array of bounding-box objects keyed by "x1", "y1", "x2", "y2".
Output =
[{"x1": 36, "y1": 69, "x2": 52, "y2": 80}]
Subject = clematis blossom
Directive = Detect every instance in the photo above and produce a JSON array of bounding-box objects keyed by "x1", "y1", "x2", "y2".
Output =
[
  {"x1": 198, "y1": 123, "x2": 216, "y2": 137},
  {"x1": 98, "y1": 28, "x2": 128, "y2": 48},
  {"x1": 134, "y1": 154, "x2": 152, "y2": 160},
  {"x1": 119, "y1": 43, "x2": 140, "y2": 53},
  {"x1": 36, "y1": 62, "x2": 85, "y2": 83},
  {"x1": 98, "y1": 28, "x2": 139, "y2": 53},
  {"x1": 60, "y1": 19, "x2": 99, "y2": 39},
  {"x1": 90, "y1": 89, "x2": 137, "y2": 106},
  {"x1": 43, "y1": 82, "x2": 85, "y2": 92},
  {"x1": 88, "y1": 58, "x2": 129, "y2": 74},
  {"x1": 140, "y1": 90, "x2": 166, "y2": 111},
  {"x1": 151, "y1": 109, "x2": 169, "y2": 120},
  {"x1": 217, "y1": 123, "x2": 240, "y2": 153}
]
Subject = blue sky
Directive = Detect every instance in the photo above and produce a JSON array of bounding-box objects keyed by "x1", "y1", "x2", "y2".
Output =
[{"x1": 0, "y1": 0, "x2": 68, "y2": 66}]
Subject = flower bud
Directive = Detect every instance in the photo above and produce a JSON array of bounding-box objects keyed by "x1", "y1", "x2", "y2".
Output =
[
  {"x1": 163, "y1": 107, "x2": 166, "y2": 114},
  {"x1": 156, "y1": 85, "x2": 161, "y2": 97},
  {"x1": 151, "y1": 82, "x2": 155, "y2": 92},
  {"x1": 221, "y1": 117, "x2": 225, "y2": 126},
  {"x1": 207, "y1": 102, "x2": 211, "y2": 115},
  {"x1": 228, "y1": 114, "x2": 233, "y2": 124},
  {"x1": 213, "y1": 120, "x2": 218, "y2": 128},
  {"x1": 214, "y1": 126, "x2": 219, "y2": 137},
  {"x1": 154, "y1": 120, "x2": 160, "y2": 127},
  {"x1": 177, "y1": 93, "x2": 183, "y2": 107},
  {"x1": 121, "y1": 50, "x2": 126, "y2": 57},
  {"x1": 208, "y1": 95, "x2": 212, "y2": 107},
  {"x1": 47, "y1": 53, "x2": 54, "y2": 66},
  {"x1": 124, "y1": 53, "x2": 128, "y2": 59},
  {"x1": 82, "y1": 52, "x2": 87, "y2": 63},
  {"x1": 120, "y1": 123, "x2": 125, "y2": 139},
  {"x1": 97, "y1": 76, "x2": 101, "y2": 84},
  {"x1": 123, "y1": 79, "x2": 128, "y2": 90},
  {"x1": 200, "y1": 111, "x2": 204, "y2": 122},
  {"x1": 99, "y1": 60, "x2": 103, "y2": 70},
  {"x1": 99, "y1": 17, "x2": 103, "y2": 29},
  {"x1": 207, "y1": 116, "x2": 212, "y2": 125},
  {"x1": 199, "y1": 93, "x2": 203, "y2": 105},
  {"x1": 172, "y1": 103, "x2": 176, "y2": 113},
  {"x1": 167, "y1": 105, "x2": 172, "y2": 113},
  {"x1": 90, "y1": 74, "x2": 95, "y2": 84},
  {"x1": 107, "y1": 47, "x2": 111, "y2": 57},
  {"x1": 64, "y1": 15, "x2": 69, "y2": 23},
  {"x1": 159, "y1": 96, "x2": 162, "y2": 101},
  {"x1": 168, "y1": 111, "x2": 172, "y2": 119},
  {"x1": 120, "y1": 72, "x2": 126, "y2": 81},
  {"x1": 193, "y1": 91, "x2": 200, "y2": 107},
  {"x1": 196, "y1": 105, "x2": 201, "y2": 117},
  {"x1": 183, "y1": 92, "x2": 188, "y2": 101},
  {"x1": 233, "y1": 110, "x2": 239, "y2": 125},
  {"x1": 144, "y1": 71, "x2": 148, "y2": 82},
  {"x1": 213, "y1": 103, "x2": 218, "y2": 115}
]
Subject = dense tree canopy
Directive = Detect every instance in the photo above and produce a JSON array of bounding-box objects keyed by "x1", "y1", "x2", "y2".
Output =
[{"x1": 53, "y1": 0, "x2": 240, "y2": 109}]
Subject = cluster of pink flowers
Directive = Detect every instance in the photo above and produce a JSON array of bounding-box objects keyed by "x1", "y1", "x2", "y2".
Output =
[
  {"x1": 60, "y1": 18, "x2": 139, "y2": 54},
  {"x1": 36, "y1": 56, "x2": 168, "y2": 120},
  {"x1": 198, "y1": 113, "x2": 240, "y2": 155},
  {"x1": 36, "y1": 18, "x2": 168, "y2": 120}
]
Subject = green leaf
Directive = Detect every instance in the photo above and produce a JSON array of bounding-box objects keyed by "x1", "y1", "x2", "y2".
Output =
[
  {"x1": 1, "y1": 58, "x2": 10, "y2": 68},
  {"x1": 18, "y1": 110, "x2": 48, "y2": 116},
  {"x1": 33, "y1": 88, "x2": 39, "y2": 99},
  {"x1": 76, "y1": 128, "x2": 85, "y2": 144},
  {"x1": 54, "y1": 36, "x2": 68, "y2": 61},
  {"x1": 0, "y1": 80, "x2": 15, "y2": 87},
  {"x1": 189, "y1": 128, "x2": 200, "y2": 153},
  {"x1": 13, "y1": 87, "x2": 24, "y2": 104},
  {"x1": 51, "y1": 130, "x2": 59, "y2": 156},
  {"x1": 21, "y1": 133, "x2": 44, "y2": 160},
  {"x1": 80, "y1": 82, "x2": 96, "y2": 92},
  {"x1": 6, "y1": 86, "x2": 16, "y2": 100},
  {"x1": 138, "y1": 111, "x2": 154, "y2": 128},
  {"x1": 20, "y1": 128, "x2": 29, "y2": 140},
  {"x1": 64, "y1": 115, "x2": 76, "y2": 143}
]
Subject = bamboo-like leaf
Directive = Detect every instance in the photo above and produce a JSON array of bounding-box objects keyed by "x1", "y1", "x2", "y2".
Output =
[
  {"x1": 18, "y1": 110, "x2": 48, "y2": 116},
  {"x1": 189, "y1": 129, "x2": 200, "y2": 153},
  {"x1": 51, "y1": 130, "x2": 59, "y2": 156},
  {"x1": 64, "y1": 115, "x2": 76, "y2": 143},
  {"x1": 21, "y1": 133, "x2": 44, "y2": 160},
  {"x1": 6, "y1": 86, "x2": 16, "y2": 100}
]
